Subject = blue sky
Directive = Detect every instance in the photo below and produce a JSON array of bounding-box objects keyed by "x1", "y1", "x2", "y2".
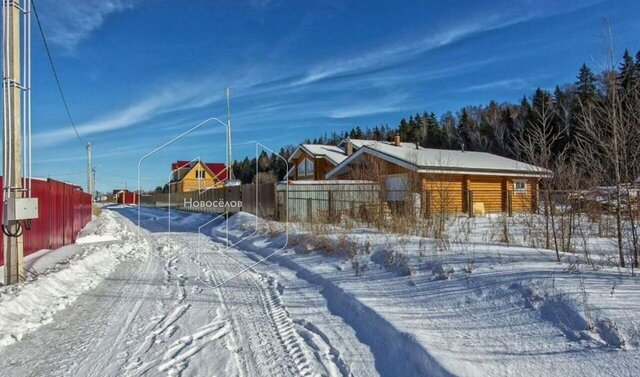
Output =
[{"x1": 21, "y1": 0, "x2": 640, "y2": 192}]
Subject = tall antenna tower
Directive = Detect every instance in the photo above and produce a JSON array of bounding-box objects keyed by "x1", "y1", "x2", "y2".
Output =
[
  {"x1": 226, "y1": 87, "x2": 234, "y2": 180},
  {"x1": 86, "y1": 141, "x2": 93, "y2": 199}
]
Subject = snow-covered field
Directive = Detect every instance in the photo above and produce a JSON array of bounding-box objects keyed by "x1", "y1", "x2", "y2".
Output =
[{"x1": 0, "y1": 206, "x2": 638, "y2": 377}]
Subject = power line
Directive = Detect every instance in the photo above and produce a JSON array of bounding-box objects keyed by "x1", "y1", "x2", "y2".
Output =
[{"x1": 30, "y1": 0, "x2": 84, "y2": 145}]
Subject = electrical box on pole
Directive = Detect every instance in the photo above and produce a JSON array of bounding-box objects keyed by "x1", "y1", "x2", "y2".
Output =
[{"x1": 5, "y1": 197, "x2": 38, "y2": 220}]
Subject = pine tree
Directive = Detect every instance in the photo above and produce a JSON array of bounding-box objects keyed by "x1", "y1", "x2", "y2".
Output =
[
  {"x1": 618, "y1": 49, "x2": 635, "y2": 90},
  {"x1": 500, "y1": 106, "x2": 517, "y2": 157},
  {"x1": 425, "y1": 112, "x2": 442, "y2": 148},
  {"x1": 373, "y1": 126, "x2": 382, "y2": 141},
  {"x1": 576, "y1": 63, "x2": 598, "y2": 106},
  {"x1": 458, "y1": 108, "x2": 475, "y2": 150},
  {"x1": 398, "y1": 118, "x2": 409, "y2": 141},
  {"x1": 407, "y1": 115, "x2": 420, "y2": 143}
]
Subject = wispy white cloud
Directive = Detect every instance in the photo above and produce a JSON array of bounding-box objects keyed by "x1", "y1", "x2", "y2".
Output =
[
  {"x1": 325, "y1": 92, "x2": 408, "y2": 119},
  {"x1": 293, "y1": 2, "x2": 602, "y2": 87},
  {"x1": 326, "y1": 104, "x2": 402, "y2": 119},
  {"x1": 33, "y1": 79, "x2": 223, "y2": 147},
  {"x1": 460, "y1": 78, "x2": 529, "y2": 92},
  {"x1": 38, "y1": 0, "x2": 136, "y2": 51}
]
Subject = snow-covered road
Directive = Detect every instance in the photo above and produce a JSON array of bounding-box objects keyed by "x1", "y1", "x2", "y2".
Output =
[
  {"x1": 0, "y1": 207, "x2": 377, "y2": 377},
  {"x1": 2, "y1": 206, "x2": 638, "y2": 377}
]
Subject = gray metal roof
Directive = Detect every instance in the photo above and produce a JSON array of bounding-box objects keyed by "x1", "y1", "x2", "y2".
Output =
[
  {"x1": 289, "y1": 144, "x2": 348, "y2": 165},
  {"x1": 339, "y1": 139, "x2": 423, "y2": 150},
  {"x1": 327, "y1": 142, "x2": 552, "y2": 178}
]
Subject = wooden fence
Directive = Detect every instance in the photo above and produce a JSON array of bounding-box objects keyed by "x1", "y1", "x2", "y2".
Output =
[{"x1": 140, "y1": 183, "x2": 277, "y2": 219}]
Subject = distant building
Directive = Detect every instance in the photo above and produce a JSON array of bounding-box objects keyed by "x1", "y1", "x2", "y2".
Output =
[
  {"x1": 287, "y1": 138, "x2": 424, "y2": 181},
  {"x1": 115, "y1": 190, "x2": 139, "y2": 205},
  {"x1": 287, "y1": 144, "x2": 348, "y2": 181},
  {"x1": 170, "y1": 160, "x2": 228, "y2": 193}
]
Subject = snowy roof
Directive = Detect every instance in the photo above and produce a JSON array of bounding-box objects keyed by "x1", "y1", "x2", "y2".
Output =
[
  {"x1": 290, "y1": 139, "x2": 422, "y2": 166},
  {"x1": 289, "y1": 144, "x2": 348, "y2": 165},
  {"x1": 339, "y1": 138, "x2": 423, "y2": 150},
  {"x1": 327, "y1": 142, "x2": 552, "y2": 178}
]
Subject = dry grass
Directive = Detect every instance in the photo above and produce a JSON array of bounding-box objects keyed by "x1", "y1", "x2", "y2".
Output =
[{"x1": 92, "y1": 204, "x2": 102, "y2": 217}]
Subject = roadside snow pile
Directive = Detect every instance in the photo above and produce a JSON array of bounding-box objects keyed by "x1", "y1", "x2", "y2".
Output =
[
  {"x1": 0, "y1": 210, "x2": 148, "y2": 347},
  {"x1": 213, "y1": 213, "x2": 640, "y2": 377},
  {"x1": 75, "y1": 235, "x2": 119, "y2": 244}
]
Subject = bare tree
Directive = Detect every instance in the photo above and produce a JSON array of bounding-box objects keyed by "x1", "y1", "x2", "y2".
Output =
[
  {"x1": 518, "y1": 98, "x2": 565, "y2": 261},
  {"x1": 573, "y1": 18, "x2": 640, "y2": 268}
]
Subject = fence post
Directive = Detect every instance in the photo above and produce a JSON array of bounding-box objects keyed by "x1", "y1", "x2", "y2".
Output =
[
  {"x1": 468, "y1": 190, "x2": 474, "y2": 218},
  {"x1": 273, "y1": 183, "x2": 278, "y2": 220},
  {"x1": 327, "y1": 190, "x2": 334, "y2": 222},
  {"x1": 507, "y1": 190, "x2": 513, "y2": 217},
  {"x1": 306, "y1": 197, "x2": 312, "y2": 222}
]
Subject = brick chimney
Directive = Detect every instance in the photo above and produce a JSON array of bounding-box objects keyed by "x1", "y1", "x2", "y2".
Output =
[
  {"x1": 346, "y1": 139, "x2": 353, "y2": 156},
  {"x1": 394, "y1": 135, "x2": 401, "y2": 146}
]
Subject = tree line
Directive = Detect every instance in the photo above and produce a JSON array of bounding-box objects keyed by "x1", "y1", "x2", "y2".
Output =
[
  {"x1": 233, "y1": 48, "x2": 640, "y2": 191},
  {"x1": 232, "y1": 47, "x2": 640, "y2": 268}
]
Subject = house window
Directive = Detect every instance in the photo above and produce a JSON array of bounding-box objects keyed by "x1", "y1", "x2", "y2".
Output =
[
  {"x1": 297, "y1": 158, "x2": 314, "y2": 178},
  {"x1": 196, "y1": 170, "x2": 205, "y2": 179},
  {"x1": 305, "y1": 159, "x2": 314, "y2": 177},
  {"x1": 514, "y1": 179, "x2": 527, "y2": 193}
]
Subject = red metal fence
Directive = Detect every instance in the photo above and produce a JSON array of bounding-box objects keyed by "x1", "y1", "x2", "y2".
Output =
[{"x1": 0, "y1": 177, "x2": 92, "y2": 266}]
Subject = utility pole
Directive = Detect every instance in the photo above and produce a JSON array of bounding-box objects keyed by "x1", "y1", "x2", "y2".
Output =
[
  {"x1": 86, "y1": 141, "x2": 93, "y2": 200},
  {"x1": 226, "y1": 87, "x2": 234, "y2": 180},
  {"x1": 3, "y1": 0, "x2": 24, "y2": 284}
]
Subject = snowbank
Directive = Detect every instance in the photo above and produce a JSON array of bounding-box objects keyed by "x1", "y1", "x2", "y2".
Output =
[
  {"x1": 0, "y1": 211, "x2": 148, "y2": 347},
  {"x1": 212, "y1": 212, "x2": 640, "y2": 377}
]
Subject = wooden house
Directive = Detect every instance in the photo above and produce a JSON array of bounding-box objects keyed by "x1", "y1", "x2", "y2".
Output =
[
  {"x1": 169, "y1": 160, "x2": 228, "y2": 193},
  {"x1": 287, "y1": 144, "x2": 348, "y2": 181},
  {"x1": 325, "y1": 136, "x2": 552, "y2": 214}
]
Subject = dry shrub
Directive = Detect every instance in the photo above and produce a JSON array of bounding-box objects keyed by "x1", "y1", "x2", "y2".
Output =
[
  {"x1": 382, "y1": 247, "x2": 413, "y2": 276},
  {"x1": 377, "y1": 237, "x2": 413, "y2": 276},
  {"x1": 489, "y1": 215, "x2": 511, "y2": 245}
]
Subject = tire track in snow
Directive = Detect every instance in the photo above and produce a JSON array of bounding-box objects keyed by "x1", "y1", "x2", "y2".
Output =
[
  {"x1": 213, "y1": 222, "x2": 455, "y2": 377},
  {"x1": 196, "y1": 238, "x2": 346, "y2": 377}
]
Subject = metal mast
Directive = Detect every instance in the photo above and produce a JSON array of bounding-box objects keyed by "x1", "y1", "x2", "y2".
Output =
[
  {"x1": 86, "y1": 141, "x2": 93, "y2": 199},
  {"x1": 226, "y1": 87, "x2": 234, "y2": 180}
]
